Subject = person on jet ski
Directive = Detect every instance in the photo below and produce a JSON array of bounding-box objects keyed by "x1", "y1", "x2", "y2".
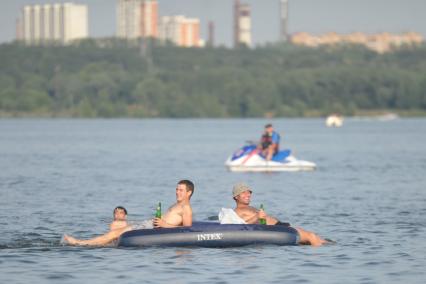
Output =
[{"x1": 258, "y1": 124, "x2": 280, "y2": 161}]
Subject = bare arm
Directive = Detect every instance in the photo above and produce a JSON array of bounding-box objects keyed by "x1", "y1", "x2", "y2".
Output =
[
  {"x1": 258, "y1": 209, "x2": 280, "y2": 225},
  {"x1": 239, "y1": 208, "x2": 279, "y2": 225},
  {"x1": 154, "y1": 204, "x2": 193, "y2": 228},
  {"x1": 265, "y1": 214, "x2": 279, "y2": 225},
  {"x1": 245, "y1": 212, "x2": 260, "y2": 224},
  {"x1": 181, "y1": 204, "x2": 192, "y2": 227},
  {"x1": 236, "y1": 208, "x2": 259, "y2": 224},
  {"x1": 153, "y1": 219, "x2": 172, "y2": 228}
]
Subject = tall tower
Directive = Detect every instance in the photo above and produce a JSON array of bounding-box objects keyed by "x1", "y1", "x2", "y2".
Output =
[
  {"x1": 233, "y1": 0, "x2": 251, "y2": 47},
  {"x1": 233, "y1": 0, "x2": 240, "y2": 47},
  {"x1": 280, "y1": 0, "x2": 289, "y2": 42},
  {"x1": 207, "y1": 21, "x2": 214, "y2": 46}
]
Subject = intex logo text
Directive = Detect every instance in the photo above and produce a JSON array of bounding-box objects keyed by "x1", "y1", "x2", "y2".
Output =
[{"x1": 196, "y1": 233, "x2": 224, "y2": 241}]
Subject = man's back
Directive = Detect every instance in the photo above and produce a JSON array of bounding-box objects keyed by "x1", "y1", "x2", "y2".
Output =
[{"x1": 271, "y1": 131, "x2": 280, "y2": 146}]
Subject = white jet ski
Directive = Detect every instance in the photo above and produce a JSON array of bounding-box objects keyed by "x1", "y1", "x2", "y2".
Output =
[{"x1": 225, "y1": 144, "x2": 316, "y2": 172}]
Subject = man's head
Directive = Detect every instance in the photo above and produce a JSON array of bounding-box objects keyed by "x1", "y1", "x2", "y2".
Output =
[
  {"x1": 232, "y1": 182, "x2": 252, "y2": 204},
  {"x1": 176, "y1": 179, "x2": 195, "y2": 201},
  {"x1": 265, "y1": 123, "x2": 274, "y2": 134},
  {"x1": 113, "y1": 206, "x2": 127, "y2": 221}
]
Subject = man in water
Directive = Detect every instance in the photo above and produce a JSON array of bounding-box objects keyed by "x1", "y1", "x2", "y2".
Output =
[
  {"x1": 110, "y1": 206, "x2": 129, "y2": 231},
  {"x1": 258, "y1": 124, "x2": 280, "y2": 161},
  {"x1": 232, "y1": 182, "x2": 327, "y2": 246},
  {"x1": 153, "y1": 179, "x2": 194, "y2": 228},
  {"x1": 63, "y1": 179, "x2": 195, "y2": 246}
]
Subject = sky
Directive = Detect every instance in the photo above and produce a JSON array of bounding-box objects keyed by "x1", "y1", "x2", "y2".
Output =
[{"x1": 1, "y1": 0, "x2": 425, "y2": 47}]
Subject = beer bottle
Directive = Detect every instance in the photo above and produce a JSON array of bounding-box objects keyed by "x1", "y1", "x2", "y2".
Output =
[
  {"x1": 259, "y1": 204, "x2": 266, "y2": 225},
  {"x1": 155, "y1": 202, "x2": 162, "y2": 218}
]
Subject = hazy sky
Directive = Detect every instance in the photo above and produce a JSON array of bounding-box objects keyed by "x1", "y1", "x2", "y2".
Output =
[{"x1": 1, "y1": 0, "x2": 425, "y2": 46}]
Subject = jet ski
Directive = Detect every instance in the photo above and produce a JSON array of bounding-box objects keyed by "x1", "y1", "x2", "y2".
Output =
[{"x1": 225, "y1": 144, "x2": 316, "y2": 172}]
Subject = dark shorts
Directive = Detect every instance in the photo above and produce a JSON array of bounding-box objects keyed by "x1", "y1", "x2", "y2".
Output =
[{"x1": 275, "y1": 221, "x2": 290, "y2": 227}]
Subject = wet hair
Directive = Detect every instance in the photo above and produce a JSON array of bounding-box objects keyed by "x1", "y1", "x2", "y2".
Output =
[
  {"x1": 178, "y1": 179, "x2": 195, "y2": 199},
  {"x1": 113, "y1": 206, "x2": 127, "y2": 215},
  {"x1": 265, "y1": 123, "x2": 273, "y2": 128}
]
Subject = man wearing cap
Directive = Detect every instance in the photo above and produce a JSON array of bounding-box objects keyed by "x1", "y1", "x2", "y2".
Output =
[
  {"x1": 232, "y1": 182, "x2": 327, "y2": 246},
  {"x1": 258, "y1": 124, "x2": 280, "y2": 161}
]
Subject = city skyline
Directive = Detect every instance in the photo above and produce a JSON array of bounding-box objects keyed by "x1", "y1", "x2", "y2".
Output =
[{"x1": 1, "y1": 0, "x2": 425, "y2": 47}]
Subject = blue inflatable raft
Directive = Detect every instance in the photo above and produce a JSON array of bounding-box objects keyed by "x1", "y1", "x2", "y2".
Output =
[{"x1": 117, "y1": 222, "x2": 299, "y2": 248}]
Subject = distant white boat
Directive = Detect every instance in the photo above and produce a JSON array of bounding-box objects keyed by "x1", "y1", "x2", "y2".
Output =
[{"x1": 325, "y1": 114, "x2": 344, "y2": 127}]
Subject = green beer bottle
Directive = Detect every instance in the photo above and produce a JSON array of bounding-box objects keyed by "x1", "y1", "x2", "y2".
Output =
[
  {"x1": 155, "y1": 202, "x2": 162, "y2": 218},
  {"x1": 259, "y1": 204, "x2": 266, "y2": 225}
]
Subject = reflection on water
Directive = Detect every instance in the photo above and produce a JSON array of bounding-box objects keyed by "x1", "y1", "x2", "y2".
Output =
[{"x1": 1, "y1": 118, "x2": 426, "y2": 283}]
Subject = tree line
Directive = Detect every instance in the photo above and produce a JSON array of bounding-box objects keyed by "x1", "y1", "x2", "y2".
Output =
[{"x1": 1, "y1": 38, "x2": 425, "y2": 117}]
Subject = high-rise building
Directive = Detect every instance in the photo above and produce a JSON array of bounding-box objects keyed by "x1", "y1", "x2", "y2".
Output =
[
  {"x1": 18, "y1": 2, "x2": 88, "y2": 45},
  {"x1": 280, "y1": 0, "x2": 289, "y2": 41},
  {"x1": 159, "y1": 16, "x2": 202, "y2": 47},
  {"x1": 233, "y1": 0, "x2": 251, "y2": 47},
  {"x1": 117, "y1": 0, "x2": 158, "y2": 39},
  {"x1": 141, "y1": 0, "x2": 158, "y2": 38},
  {"x1": 117, "y1": 0, "x2": 141, "y2": 39}
]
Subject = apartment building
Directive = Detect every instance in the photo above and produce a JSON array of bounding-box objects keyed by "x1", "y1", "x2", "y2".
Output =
[
  {"x1": 17, "y1": 2, "x2": 88, "y2": 45},
  {"x1": 117, "y1": 0, "x2": 158, "y2": 39},
  {"x1": 291, "y1": 32, "x2": 424, "y2": 53},
  {"x1": 158, "y1": 16, "x2": 202, "y2": 47}
]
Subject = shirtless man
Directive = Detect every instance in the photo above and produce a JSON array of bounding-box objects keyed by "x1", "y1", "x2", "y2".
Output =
[
  {"x1": 153, "y1": 179, "x2": 193, "y2": 228},
  {"x1": 63, "y1": 180, "x2": 195, "y2": 246},
  {"x1": 110, "y1": 206, "x2": 128, "y2": 230},
  {"x1": 232, "y1": 182, "x2": 327, "y2": 246}
]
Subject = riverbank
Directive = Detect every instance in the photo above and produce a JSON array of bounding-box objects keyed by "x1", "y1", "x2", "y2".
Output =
[
  {"x1": 1, "y1": 109, "x2": 425, "y2": 118},
  {"x1": 1, "y1": 41, "x2": 426, "y2": 118}
]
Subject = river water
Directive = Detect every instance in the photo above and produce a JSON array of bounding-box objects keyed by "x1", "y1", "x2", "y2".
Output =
[{"x1": 1, "y1": 118, "x2": 425, "y2": 283}]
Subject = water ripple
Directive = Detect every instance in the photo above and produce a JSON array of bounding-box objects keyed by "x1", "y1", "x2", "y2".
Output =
[{"x1": 1, "y1": 119, "x2": 426, "y2": 283}]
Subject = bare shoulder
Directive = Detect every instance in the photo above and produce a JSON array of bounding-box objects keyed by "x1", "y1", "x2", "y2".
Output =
[
  {"x1": 182, "y1": 203, "x2": 192, "y2": 209},
  {"x1": 181, "y1": 203, "x2": 193, "y2": 213}
]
